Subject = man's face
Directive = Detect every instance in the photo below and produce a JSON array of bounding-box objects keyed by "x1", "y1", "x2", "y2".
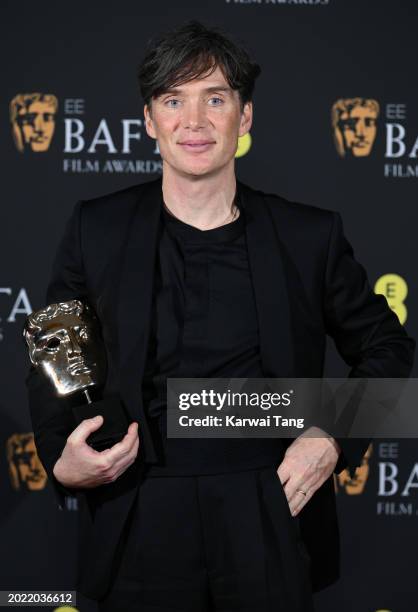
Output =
[
  {"x1": 17, "y1": 100, "x2": 56, "y2": 152},
  {"x1": 143, "y1": 65, "x2": 252, "y2": 178},
  {"x1": 32, "y1": 311, "x2": 105, "y2": 396},
  {"x1": 339, "y1": 105, "x2": 378, "y2": 157}
]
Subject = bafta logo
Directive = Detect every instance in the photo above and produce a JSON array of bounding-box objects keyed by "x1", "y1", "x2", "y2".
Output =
[
  {"x1": 10, "y1": 93, "x2": 58, "y2": 153},
  {"x1": 24, "y1": 300, "x2": 106, "y2": 397},
  {"x1": 331, "y1": 98, "x2": 379, "y2": 157},
  {"x1": 6, "y1": 433, "x2": 47, "y2": 491},
  {"x1": 335, "y1": 443, "x2": 373, "y2": 495},
  {"x1": 23, "y1": 299, "x2": 129, "y2": 451}
]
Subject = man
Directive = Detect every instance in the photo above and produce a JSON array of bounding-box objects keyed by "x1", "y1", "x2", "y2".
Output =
[{"x1": 26, "y1": 20, "x2": 415, "y2": 612}]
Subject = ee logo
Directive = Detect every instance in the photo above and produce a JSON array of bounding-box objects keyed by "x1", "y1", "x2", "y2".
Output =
[
  {"x1": 235, "y1": 133, "x2": 252, "y2": 158},
  {"x1": 374, "y1": 274, "x2": 408, "y2": 325},
  {"x1": 375, "y1": 273, "x2": 408, "y2": 325}
]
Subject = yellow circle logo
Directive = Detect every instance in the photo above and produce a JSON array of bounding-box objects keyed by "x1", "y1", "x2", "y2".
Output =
[
  {"x1": 374, "y1": 273, "x2": 408, "y2": 324},
  {"x1": 235, "y1": 133, "x2": 252, "y2": 158},
  {"x1": 53, "y1": 607, "x2": 78, "y2": 611}
]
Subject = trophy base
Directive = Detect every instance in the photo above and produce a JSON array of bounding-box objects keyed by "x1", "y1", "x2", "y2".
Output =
[{"x1": 72, "y1": 396, "x2": 130, "y2": 451}]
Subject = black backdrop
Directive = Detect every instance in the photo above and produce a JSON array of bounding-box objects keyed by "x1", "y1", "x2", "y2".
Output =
[{"x1": 2, "y1": 2, "x2": 418, "y2": 611}]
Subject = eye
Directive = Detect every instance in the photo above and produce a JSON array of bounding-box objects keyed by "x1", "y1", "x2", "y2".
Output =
[
  {"x1": 346, "y1": 119, "x2": 358, "y2": 130},
  {"x1": 22, "y1": 113, "x2": 37, "y2": 125},
  {"x1": 208, "y1": 97, "x2": 224, "y2": 106},
  {"x1": 45, "y1": 337, "x2": 60, "y2": 351},
  {"x1": 165, "y1": 99, "x2": 180, "y2": 108}
]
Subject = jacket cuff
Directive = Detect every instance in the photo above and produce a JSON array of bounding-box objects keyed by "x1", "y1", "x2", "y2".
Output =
[{"x1": 333, "y1": 438, "x2": 371, "y2": 479}]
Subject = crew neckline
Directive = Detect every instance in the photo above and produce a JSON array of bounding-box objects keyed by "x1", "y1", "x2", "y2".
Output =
[{"x1": 162, "y1": 192, "x2": 245, "y2": 245}]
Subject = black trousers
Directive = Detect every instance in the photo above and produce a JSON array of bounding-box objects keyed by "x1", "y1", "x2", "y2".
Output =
[{"x1": 98, "y1": 464, "x2": 314, "y2": 612}]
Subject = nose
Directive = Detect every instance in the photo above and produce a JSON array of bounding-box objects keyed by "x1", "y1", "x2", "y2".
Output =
[
  {"x1": 34, "y1": 113, "x2": 44, "y2": 133},
  {"x1": 182, "y1": 100, "x2": 206, "y2": 130},
  {"x1": 65, "y1": 329, "x2": 82, "y2": 357},
  {"x1": 356, "y1": 118, "x2": 366, "y2": 137}
]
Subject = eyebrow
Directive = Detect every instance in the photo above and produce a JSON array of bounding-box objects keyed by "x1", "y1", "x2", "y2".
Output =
[{"x1": 160, "y1": 86, "x2": 232, "y2": 96}]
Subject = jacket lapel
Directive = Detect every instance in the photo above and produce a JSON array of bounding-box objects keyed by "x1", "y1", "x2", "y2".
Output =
[
  {"x1": 237, "y1": 180, "x2": 294, "y2": 378},
  {"x1": 116, "y1": 177, "x2": 162, "y2": 461}
]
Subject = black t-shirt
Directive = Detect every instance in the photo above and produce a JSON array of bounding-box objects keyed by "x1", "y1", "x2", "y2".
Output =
[{"x1": 142, "y1": 190, "x2": 283, "y2": 475}]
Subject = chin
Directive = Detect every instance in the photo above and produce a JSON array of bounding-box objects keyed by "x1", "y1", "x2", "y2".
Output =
[{"x1": 177, "y1": 164, "x2": 215, "y2": 177}]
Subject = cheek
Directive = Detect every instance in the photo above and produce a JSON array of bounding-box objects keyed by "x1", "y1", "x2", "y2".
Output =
[
  {"x1": 51, "y1": 349, "x2": 67, "y2": 363},
  {"x1": 34, "y1": 348, "x2": 48, "y2": 363},
  {"x1": 221, "y1": 119, "x2": 241, "y2": 147},
  {"x1": 154, "y1": 124, "x2": 176, "y2": 149},
  {"x1": 153, "y1": 114, "x2": 176, "y2": 134}
]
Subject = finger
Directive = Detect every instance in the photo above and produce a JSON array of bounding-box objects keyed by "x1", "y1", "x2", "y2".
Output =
[
  {"x1": 68, "y1": 415, "x2": 104, "y2": 445},
  {"x1": 108, "y1": 435, "x2": 140, "y2": 476},
  {"x1": 99, "y1": 434, "x2": 140, "y2": 484},
  {"x1": 282, "y1": 475, "x2": 304, "y2": 506},
  {"x1": 276, "y1": 462, "x2": 291, "y2": 486},
  {"x1": 290, "y1": 479, "x2": 318, "y2": 516},
  {"x1": 285, "y1": 472, "x2": 314, "y2": 506},
  {"x1": 290, "y1": 490, "x2": 309, "y2": 516},
  {"x1": 101, "y1": 423, "x2": 139, "y2": 461},
  {"x1": 99, "y1": 422, "x2": 139, "y2": 462},
  {"x1": 100, "y1": 421, "x2": 139, "y2": 455}
]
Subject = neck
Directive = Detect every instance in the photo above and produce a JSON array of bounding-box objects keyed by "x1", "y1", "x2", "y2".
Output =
[{"x1": 161, "y1": 161, "x2": 239, "y2": 231}]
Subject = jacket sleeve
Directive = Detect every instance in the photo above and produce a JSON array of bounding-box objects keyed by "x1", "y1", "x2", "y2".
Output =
[
  {"x1": 323, "y1": 211, "x2": 415, "y2": 478},
  {"x1": 25, "y1": 200, "x2": 88, "y2": 509}
]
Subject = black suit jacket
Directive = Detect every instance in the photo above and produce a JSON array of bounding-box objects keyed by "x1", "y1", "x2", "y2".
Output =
[{"x1": 25, "y1": 176, "x2": 415, "y2": 599}]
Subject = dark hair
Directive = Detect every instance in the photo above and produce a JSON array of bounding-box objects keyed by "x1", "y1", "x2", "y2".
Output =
[{"x1": 137, "y1": 20, "x2": 261, "y2": 114}]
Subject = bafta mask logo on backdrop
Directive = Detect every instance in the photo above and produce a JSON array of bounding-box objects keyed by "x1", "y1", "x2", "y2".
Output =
[
  {"x1": 331, "y1": 98, "x2": 379, "y2": 157},
  {"x1": 335, "y1": 443, "x2": 373, "y2": 495},
  {"x1": 10, "y1": 93, "x2": 58, "y2": 153},
  {"x1": 6, "y1": 433, "x2": 47, "y2": 491}
]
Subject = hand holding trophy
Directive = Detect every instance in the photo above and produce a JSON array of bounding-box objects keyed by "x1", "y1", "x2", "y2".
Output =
[{"x1": 23, "y1": 299, "x2": 130, "y2": 452}]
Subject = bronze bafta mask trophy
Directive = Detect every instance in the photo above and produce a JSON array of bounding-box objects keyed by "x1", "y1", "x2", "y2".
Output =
[{"x1": 23, "y1": 299, "x2": 129, "y2": 450}]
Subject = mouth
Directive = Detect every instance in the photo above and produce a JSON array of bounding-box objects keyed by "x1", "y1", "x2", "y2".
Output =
[
  {"x1": 68, "y1": 358, "x2": 92, "y2": 376},
  {"x1": 178, "y1": 141, "x2": 215, "y2": 153}
]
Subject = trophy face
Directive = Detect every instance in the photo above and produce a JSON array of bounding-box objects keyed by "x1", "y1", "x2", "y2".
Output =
[{"x1": 24, "y1": 300, "x2": 107, "y2": 396}]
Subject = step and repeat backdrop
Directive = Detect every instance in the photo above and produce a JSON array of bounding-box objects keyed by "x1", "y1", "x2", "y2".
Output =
[{"x1": 2, "y1": 1, "x2": 417, "y2": 611}]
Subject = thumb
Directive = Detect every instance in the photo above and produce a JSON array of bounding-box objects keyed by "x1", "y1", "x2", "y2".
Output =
[{"x1": 70, "y1": 415, "x2": 104, "y2": 445}]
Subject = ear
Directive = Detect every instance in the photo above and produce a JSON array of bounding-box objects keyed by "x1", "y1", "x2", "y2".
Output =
[
  {"x1": 238, "y1": 101, "x2": 253, "y2": 138},
  {"x1": 144, "y1": 104, "x2": 157, "y2": 139}
]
